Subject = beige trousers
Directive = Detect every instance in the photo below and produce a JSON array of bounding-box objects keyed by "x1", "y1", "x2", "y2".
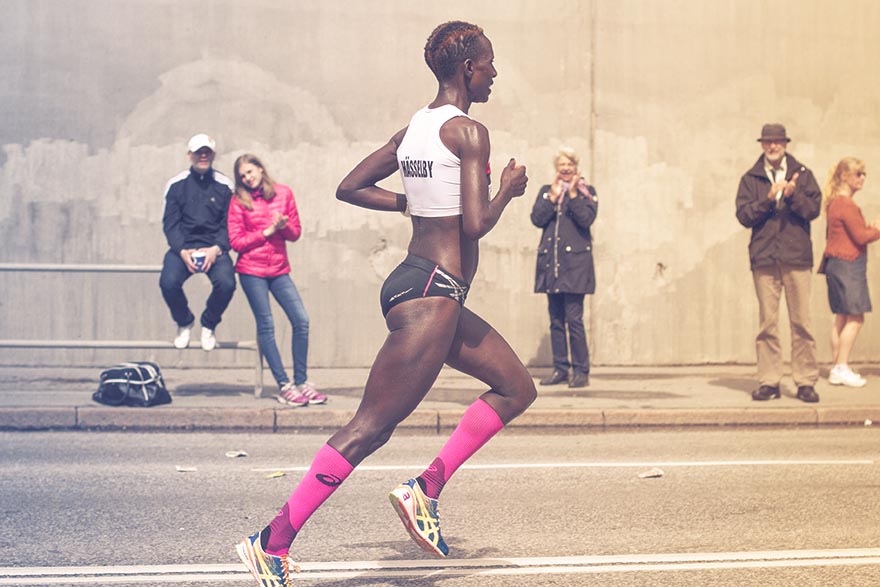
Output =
[{"x1": 752, "y1": 264, "x2": 819, "y2": 387}]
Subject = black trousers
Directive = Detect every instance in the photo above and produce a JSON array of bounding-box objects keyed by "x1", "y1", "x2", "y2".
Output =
[
  {"x1": 159, "y1": 250, "x2": 236, "y2": 329},
  {"x1": 547, "y1": 292, "x2": 590, "y2": 374}
]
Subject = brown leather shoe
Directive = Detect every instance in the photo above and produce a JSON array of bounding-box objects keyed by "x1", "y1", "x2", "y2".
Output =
[
  {"x1": 751, "y1": 385, "x2": 780, "y2": 401},
  {"x1": 796, "y1": 385, "x2": 820, "y2": 403},
  {"x1": 569, "y1": 373, "x2": 590, "y2": 388},
  {"x1": 540, "y1": 370, "x2": 568, "y2": 386}
]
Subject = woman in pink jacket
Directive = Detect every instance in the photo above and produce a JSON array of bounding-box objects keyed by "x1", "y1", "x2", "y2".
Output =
[{"x1": 228, "y1": 154, "x2": 326, "y2": 407}]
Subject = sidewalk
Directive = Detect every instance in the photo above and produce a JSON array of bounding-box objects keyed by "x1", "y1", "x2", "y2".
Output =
[{"x1": 1, "y1": 364, "x2": 879, "y2": 432}]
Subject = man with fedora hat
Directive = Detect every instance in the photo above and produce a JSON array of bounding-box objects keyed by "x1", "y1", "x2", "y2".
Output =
[
  {"x1": 160, "y1": 133, "x2": 236, "y2": 352},
  {"x1": 736, "y1": 123, "x2": 822, "y2": 403}
]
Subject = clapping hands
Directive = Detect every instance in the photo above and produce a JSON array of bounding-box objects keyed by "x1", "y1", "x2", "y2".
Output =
[{"x1": 263, "y1": 212, "x2": 289, "y2": 238}]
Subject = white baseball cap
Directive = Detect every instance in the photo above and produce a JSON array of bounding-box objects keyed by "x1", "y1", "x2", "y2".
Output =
[{"x1": 187, "y1": 134, "x2": 216, "y2": 153}]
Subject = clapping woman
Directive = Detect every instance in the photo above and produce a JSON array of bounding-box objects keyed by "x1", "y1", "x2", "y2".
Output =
[
  {"x1": 227, "y1": 154, "x2": 327, "y2": 407},
  {"x1": 821, "y1": 157, "x2": 879, "y2": 387},
  {"x1": 530, "y1": 148, "x2": 598, "y2": 388}
]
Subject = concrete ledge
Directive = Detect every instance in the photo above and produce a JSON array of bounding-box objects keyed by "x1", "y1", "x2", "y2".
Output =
[
  {"x1": 2, "y1": 405, "x2": 879, "y2": 432},
  {"x1": 816, "y1": 406, "x2": 880, "y2": 425},
  {"x1": 76, "y1": 407, "x2": 276, "y2": 430},
  {"x1": 437, "y1": 409, "x2": 467, "y2": 430},
  {"x1": 276, "y1": 408, "x2": 438, "y2": 431},
  {"x1": 398, "y1": 410, "x2": 439, "y2": 430},
  {"x1": 508, "y1": 409, "x2": 605, "y2": 428},
  {"x1": 602, "y1": 408, "x2": 819, "y2": 427},
  {"x1": 276, "y1": 409, "x2": 356, "y2": 431},
  {"x1": 0, "y1": 407, "x2": 76, "y2": 430}
]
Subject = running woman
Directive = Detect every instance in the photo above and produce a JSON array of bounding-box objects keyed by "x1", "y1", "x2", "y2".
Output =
[{"x1": 236, "y1": 21, "x2": 536, "y2": 586}]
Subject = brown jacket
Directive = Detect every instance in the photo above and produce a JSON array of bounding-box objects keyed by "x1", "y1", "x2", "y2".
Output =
[{"x1": 735, "y1": 153, "x2": 821, "y2": 270}]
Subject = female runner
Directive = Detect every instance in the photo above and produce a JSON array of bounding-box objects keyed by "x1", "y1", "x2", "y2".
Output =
[{"x1": 237, "y1": 21, "x2": 536, "y2": 586}]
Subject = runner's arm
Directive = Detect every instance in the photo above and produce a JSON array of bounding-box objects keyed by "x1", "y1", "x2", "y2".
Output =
[
  {"x1": 337, "y1": 128, "x2": 408, "y2": 212},
  {"x1": 454, "y1": 119, "x2": 527, "y2": 240}
]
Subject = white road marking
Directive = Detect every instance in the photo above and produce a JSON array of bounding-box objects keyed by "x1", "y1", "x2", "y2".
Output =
[
  {"x1": 4, "y1": 549, "x2": 880, "y2": 584},
  {"x1": 252, "y1": 459, "x2": 874, "y2": 473}
]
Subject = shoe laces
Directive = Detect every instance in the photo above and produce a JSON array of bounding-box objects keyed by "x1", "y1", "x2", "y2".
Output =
[
  {"x1": 281, "y1": 388, "x2": 302, "y2": 403},
  {"x1": 427, "y1": 498, "x2": 441, "y2": 521},
  {"x1": 297, "y1": 383, "x2": 320, "y2": 399},
  {"x1": 413, "y1": 481, "x2": 440, "y2": 520},
  {"x1": 280, "y1": 557, "x2": 291, "y2": 586}
]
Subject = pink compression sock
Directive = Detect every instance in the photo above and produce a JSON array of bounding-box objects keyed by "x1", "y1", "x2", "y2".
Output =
[
  {"x1": 418, "y1": 398, "x2": 504, "y2": 499},
  {"x1": 264, "y1": 443, "x2": 354, "y2": 555}
]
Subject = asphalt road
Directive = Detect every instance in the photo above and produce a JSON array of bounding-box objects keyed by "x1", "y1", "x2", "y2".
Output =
[{"x1": 2, "y1": 427, "x2": 879, "y2": 586}]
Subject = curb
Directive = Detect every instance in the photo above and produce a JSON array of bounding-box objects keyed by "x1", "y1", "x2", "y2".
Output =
[{"x1": 1, "y1": 406, "x2": 877, "y2": 432}]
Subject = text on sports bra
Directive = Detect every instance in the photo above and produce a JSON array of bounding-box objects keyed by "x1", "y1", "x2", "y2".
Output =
[{"x1": 400, "y1": 157, "x2": 434, "y2": 178}]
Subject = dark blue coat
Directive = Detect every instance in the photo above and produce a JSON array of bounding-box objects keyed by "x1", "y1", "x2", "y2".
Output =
[
  {"x1": 162, "y1": 167, "x2": 233, "y2": 254},
  {"x1": 531, "y1": 183, "x2": 598, "y2": 295}
]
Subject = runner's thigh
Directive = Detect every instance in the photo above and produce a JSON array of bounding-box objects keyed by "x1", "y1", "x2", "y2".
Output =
[
  {"x1": 355, "y1": 298, "x2": 462, "y2": 422},
  {"x1": 445, "y1": 307, "x2": 531, "y2": 393}
]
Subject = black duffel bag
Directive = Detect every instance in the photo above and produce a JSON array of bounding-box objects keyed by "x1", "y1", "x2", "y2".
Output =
[{"x1": 93, "y1": 362, "x2": 171, "y2": 407}]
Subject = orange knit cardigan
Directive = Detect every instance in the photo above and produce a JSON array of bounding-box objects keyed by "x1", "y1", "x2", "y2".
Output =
[{"x1": 823, "y1": 196, "x2": 880, "y2": 261}]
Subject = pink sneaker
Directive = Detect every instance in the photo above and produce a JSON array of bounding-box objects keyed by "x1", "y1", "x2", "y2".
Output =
[
  {"x1": 277, "y1": 382, "x2": 308, "y2": 407},
  {"x1": 295, "y1": 381, "x2": 327, "y2": 405}
]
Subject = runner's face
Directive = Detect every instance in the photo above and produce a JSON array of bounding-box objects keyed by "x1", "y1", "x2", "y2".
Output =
[{"x1": 467, "y1": 36, "x2": 496, "y2": 103}]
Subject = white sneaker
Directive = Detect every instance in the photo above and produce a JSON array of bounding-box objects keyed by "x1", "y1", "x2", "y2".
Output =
[
  {"x1": 173, "y1": 322, "x2": 193, "y2": 349},
  {"x1": 200, "y1": 326, "x2": 216, "y2": 351},
  {"x1": 829, "y1": 364, "x2": 866, "y2": 387}
]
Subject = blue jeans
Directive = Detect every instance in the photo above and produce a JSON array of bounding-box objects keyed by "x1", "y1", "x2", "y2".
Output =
[
  {"x1": 159, "y1": 250, "x2": 236, "y2": 329},
  {"x1": 238, "y1": 273, "x2": 310, "y2": 387}
]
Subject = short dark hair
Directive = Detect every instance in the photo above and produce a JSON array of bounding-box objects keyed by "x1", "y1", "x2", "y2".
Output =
[{"x1": 424, "y1": 21, "x2": 485, "y2": 81}]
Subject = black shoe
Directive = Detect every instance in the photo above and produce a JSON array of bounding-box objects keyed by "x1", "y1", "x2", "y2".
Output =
[
  {"x1": 751, "y1": 385, "x2": 780, "y2": 401},
  {"x1": 569, "y1": 373, "x2": 590, "y2": 388},
  {"x1": 540, "y1": 370, "x2": 568, "y2": 385},
  {"x1": 796, "y1": 385, "x2": 820, "y2": 403}
]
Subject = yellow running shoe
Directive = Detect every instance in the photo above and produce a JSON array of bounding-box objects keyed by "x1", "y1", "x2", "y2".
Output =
[
  {"x1": 236, "y1": 531, "x2": 295, "y2": 586},
  {"x1": 389, "y1": 478, "x2": 449, "y2": 557}
]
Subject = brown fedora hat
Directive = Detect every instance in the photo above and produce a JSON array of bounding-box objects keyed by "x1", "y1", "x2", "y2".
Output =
[{"x1": 757, "y1": 123, "x2": 791, "y2": 142}]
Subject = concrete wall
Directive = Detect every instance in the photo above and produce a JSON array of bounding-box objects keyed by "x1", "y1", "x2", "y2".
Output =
[{"x1": 3, "y1": 0, "x2": 880, "y2": 370}]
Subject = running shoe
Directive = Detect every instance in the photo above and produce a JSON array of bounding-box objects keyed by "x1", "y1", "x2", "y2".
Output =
[
  {"x1": 236, "y1": 531, "x2": 295, "y2": 587},
  {"x1": 296, "y1": 381, "x2": 327, "y2": 405},
  {"x1": 277, "y1": 383, "x2": 308, "y2": 407},
  {"x1": 389, "y1": 478, "x2": 449, "y2": 557}
]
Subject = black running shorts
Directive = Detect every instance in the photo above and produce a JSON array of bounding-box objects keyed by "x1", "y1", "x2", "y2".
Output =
[{"x1": 380, "y1": 254, "x2": 470, "y2": 317}]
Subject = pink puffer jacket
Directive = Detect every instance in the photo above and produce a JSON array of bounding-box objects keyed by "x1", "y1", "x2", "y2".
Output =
[{"x1": 227, "y1": 184, "x2": 302, "y2": 277}]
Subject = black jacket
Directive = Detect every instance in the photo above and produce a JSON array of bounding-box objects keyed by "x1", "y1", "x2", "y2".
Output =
[
  {"x1": 735, "y1": 153, "x2": 821, "y2": 269},
  {"x1": 162, "y1": 167, "x2": 234, "y2": 254},
  {"x1": 531, "y1": 183, "x2": 598, "y2": 295}
]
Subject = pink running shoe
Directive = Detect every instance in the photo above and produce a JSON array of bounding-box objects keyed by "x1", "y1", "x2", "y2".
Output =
[
  {"x1": 276, "y1": 382, "x2": 308, "y2": 408},
  {"x1": 294, "y1": 381, "x2": 327, "y2": 405}
]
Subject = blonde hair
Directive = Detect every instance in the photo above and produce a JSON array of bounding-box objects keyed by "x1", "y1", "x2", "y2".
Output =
[
  {"x1": 554, "y1": 147, "x2": 579, "y2": 168},
  {"x1": 233, "y1": 154, "x2": 276, "y2": 211},
  {"x1": 823, "y1": 157, "x2": 865, "y2": 213}
]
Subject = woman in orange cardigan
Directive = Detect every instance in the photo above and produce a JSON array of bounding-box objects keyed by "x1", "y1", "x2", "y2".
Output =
[{"x1": 821, "y1": 157, "x2": 879, "y2": 387}]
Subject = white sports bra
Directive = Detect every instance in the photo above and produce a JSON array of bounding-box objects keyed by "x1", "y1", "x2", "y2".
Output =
[{"x1": 397, "y1": 104, "x2": 471, "y2": 217}]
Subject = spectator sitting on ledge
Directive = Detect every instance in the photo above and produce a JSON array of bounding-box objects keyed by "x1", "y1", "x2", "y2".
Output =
[{"x1": 159, "y1": 133, "x2": 236, "y2": 351}]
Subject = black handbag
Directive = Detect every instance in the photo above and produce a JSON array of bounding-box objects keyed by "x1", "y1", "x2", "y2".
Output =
[{"x1": 93, "y1": 362, "x2": 172, "y2": 407}]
